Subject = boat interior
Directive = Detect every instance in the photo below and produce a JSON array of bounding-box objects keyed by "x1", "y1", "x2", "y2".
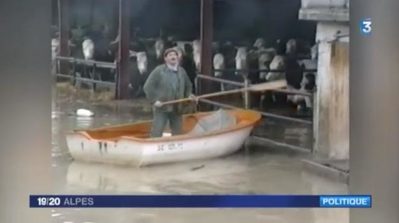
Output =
[{"x1": 77, "y1": 109, "x2": 261, "y2": 141}]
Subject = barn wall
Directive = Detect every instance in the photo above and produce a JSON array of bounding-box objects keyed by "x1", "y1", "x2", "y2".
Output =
[
  {"x1": 301, "y1": 0, "x2": 349, "y2": 9},
  {"x1": 52, "y1": 0, "x2": 316, "y2": 43}
]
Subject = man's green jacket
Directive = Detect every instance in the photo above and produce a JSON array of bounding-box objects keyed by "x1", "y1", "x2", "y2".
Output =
[{"x1": 143, "y1": 64, "x2": 193, "y2": 113}]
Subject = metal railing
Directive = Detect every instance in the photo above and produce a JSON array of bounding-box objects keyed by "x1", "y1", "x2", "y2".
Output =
[
  {"x1": 272, "y1": 88, "x2": 314, "y2": 97},
  {"x1": 55, "y1": 73, "x2": 116, "y2": 87},
  {"x1": 198, "y1": 90, "x2": 312, "y2": 125},
  {"x1": 53, "y1": 56, "x2": 117, "y2": 88},
  {"x1": 56, "y1": 56, "x2": 116, "y2": 69},
  {"x1": 195, "y1": 74, "x2": 314, "y2": 152},
  {"x1": 196, "y1": 74, "x2": 245, "y2": 87},
  {"x1": 212, "y1": 68, "x2": 317, "y2": 73}
]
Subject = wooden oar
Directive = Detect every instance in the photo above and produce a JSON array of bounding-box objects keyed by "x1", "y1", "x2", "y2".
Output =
[{"x1": 161, "y1": 79, "x2": 287, "y2": 106}]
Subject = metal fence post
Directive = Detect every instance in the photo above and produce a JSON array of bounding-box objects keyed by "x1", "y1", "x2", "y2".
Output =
[
  {"x1": 243, "y1": 77, "x2": 250, "y2": 109},
  {"x1": 71, "y1": 59, "x2": 77, "y2": 86}
]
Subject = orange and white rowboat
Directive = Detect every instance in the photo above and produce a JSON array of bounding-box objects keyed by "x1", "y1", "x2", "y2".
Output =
[{"x1": 66, "y1": 109, "x2": 262, "y2": 167}]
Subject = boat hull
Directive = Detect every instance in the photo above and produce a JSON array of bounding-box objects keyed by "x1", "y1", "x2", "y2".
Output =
[
  {"x1": 66, "y1": 125, "x2": 253, "y2": 167},
  {"x1": 66, "y1": 109, "x2": 261, "y2": 167}
]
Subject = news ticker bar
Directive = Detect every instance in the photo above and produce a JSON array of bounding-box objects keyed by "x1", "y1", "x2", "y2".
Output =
[{"x1": 30, "y1": 195, "x2": 371, "y2": 208}]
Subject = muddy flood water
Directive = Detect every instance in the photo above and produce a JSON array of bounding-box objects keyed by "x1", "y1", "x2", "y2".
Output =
[{"x1": 50, "y1": 84, "x2": 349, "y2": 223}]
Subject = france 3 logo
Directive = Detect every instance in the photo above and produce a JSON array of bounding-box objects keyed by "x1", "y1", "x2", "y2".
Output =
[{"x1": 360, "y1": 18, "x2": 372, "y2": 36}]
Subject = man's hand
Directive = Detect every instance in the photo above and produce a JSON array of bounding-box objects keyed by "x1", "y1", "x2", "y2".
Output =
[
  {"x1": 154, "y1": 100, "x2": 163, "y2": 108},
  {"x1": 189, "y1": 94, "x2": 199, "y2": 103}
]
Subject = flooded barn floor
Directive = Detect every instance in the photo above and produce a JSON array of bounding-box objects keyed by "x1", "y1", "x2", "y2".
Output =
[{"x1": 51, "y1": 83, "x2": 348, "y2": 223}]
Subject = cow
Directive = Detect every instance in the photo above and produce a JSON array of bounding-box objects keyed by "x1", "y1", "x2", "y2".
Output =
[
  {"x1": 242, "y1": 44, "x2": 276, "y2": 108},
  {"x1": 288, "y1": 43, "x2": 318, "y2": 111},
  {"x1": 263, "y1": 51, "x2": 317, "y2": 111},
  {"x1": 235, "y1": 46, "x2": 248, "y2": 76},
  {"x1": 51, "y1": 38, "x2": 60, "y2": 74},
  {"x1": 153, "y1": 37, "x2": 177, "y2": 63},
  {"x1": 286, "y1": 39, "x2": 298, "y2": 56},
  {"x1": 192, "y1": 39, "x2": 224, "y2": 72},
  {"x1": 287, "y1": 72, "x2": 316, "y2": 111},
  {"x1": 209, "y1": 42, "x2": 267, "y2": 107},
  {"x1": 211, "y1": 44, "x2": 256, "y2": 94},
  {"x1": 51, "y1": 33, "x2": 78, "y2": 71},
  {"x1": 192, "y1": 39, "x2": 201, "y2": 71},
  {"x1": 51, "y1": 38, "x2": 60, "y2": 61},
  {"x1": 286, "y1": 38, "x2": 314, "y2": 59},
  {"x1": 275, "y1": 39, "x2": 286, "y2": 55},
  {"x1": 212, "y1": 42, "x2": 240, "y2": 91},
  {"x1": 253, "y1": 38, "x2": 266, "y2": 49},
  {"x1": 175, "y1": 41, "x2": 192, "y2": 55},
  {"x1": 164, "y1": 37, "x2": 177, "y2": 50},
  {"x1": 213, "y1": 53, "x2": 225, "y2": 78},
  {"x1": 128, "y1": 38, "x2": 171, "y2": 98},
  {"x1": 180, "y1": 43, "x2": 197, "y2": 94},
  {"x1": 258, "y1": 48, "x2": 276, "y2": 81},
  {"x1": 261, "y1": 54, "x2": 301, "y2": 107},
  {"x1": 154, "y1": 38, "x2": 165, "y2": 61},
  {"x1": 128, "y1": 52, "x2": 142, "y2": 97},
  {"x1": 74, "y1": 30, "x2": 118, "y2": 89},
  {"x1": 297, "y1": 59, "x2": 317, "y2": 74},
  {"x1": 73, "y1": 37, "x2": 96, "y2": 89},
  {"x1": 136, "y1": 51, "x2": 148, "y2": 75},
  {"x1": 128, "y1": 50, "x2": 150, "y2": 98},
  {"x1": 265, "y1": 55, "x2": 286, "y2": 81},
  {"x1": 213, "y1": 44, "x2": 260, "y2": 90},
  {"x1": 82, "y1": 38, "x2": 95, "y2": 60}
]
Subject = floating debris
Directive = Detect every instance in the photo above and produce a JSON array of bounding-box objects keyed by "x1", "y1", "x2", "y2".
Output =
[
  {"x1": 76, "y1": 109, "x2": 94, "y2": 117},
  {"x1": 191, "y1": 165, "x2": 205, "y2": 171}
]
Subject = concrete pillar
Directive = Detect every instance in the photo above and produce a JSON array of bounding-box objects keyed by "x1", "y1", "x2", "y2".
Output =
[
  {"x1": 329, "y1": 41, "x2": 349, "y2": 159},
  {"x1": 313, "y1": 41, "x2": 332, "y2": 158},
  {"x1": 313, "y1": 22, "x2": 349, "y2": 160}
]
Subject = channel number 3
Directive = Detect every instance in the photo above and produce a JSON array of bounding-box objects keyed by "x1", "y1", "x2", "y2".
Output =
[{"x1": 360, "y1": 18, "x2": 372, "y2": 35}]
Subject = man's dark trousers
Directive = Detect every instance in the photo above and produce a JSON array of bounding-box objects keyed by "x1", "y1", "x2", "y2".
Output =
[{"x1": 150, "y1": 108, "x2": 183, "y2": 137}]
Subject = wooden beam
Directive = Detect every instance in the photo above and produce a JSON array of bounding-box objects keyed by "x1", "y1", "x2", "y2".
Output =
[
  {"x1": 116, "y1": 0, "x2": 130, "y2": 99},
  {"x1": 161, "y1": 80, "x2": 287, "y2": 106}
]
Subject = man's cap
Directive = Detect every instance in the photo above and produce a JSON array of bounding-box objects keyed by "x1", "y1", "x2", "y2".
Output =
[{"x1": 163, "y1": 47, "x2": 179, "y2": 57}]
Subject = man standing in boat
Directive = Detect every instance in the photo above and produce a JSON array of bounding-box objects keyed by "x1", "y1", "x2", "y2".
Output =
[{"x1": 143, "y1": 48, "x2": 196, "y2": 137}]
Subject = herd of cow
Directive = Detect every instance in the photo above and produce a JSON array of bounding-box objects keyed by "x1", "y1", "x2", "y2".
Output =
[{"x1": 52, "y1": 29, "x2": 318, "y2": 112}]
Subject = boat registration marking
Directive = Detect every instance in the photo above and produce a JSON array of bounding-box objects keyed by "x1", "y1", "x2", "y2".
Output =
[{"x1": 157, "y1": 142, "x2": 184, "y2": 152}]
